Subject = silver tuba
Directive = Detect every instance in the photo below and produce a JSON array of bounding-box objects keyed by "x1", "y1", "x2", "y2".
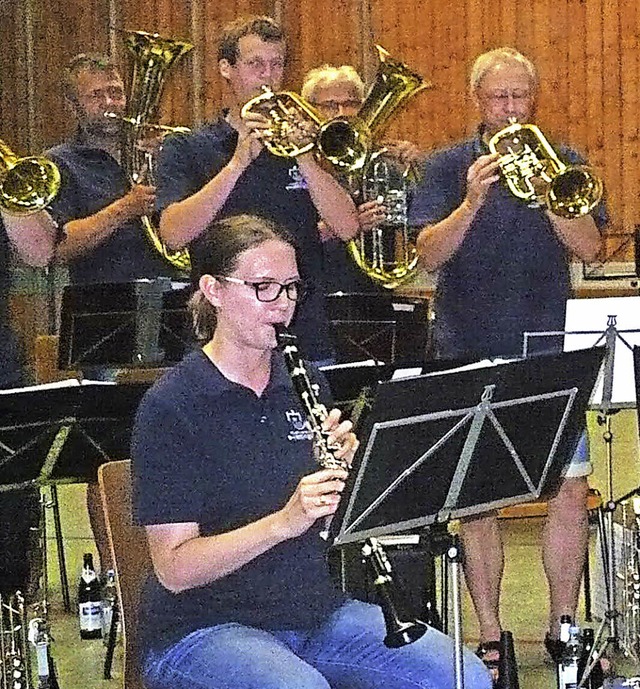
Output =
[
  {"x1": 488, "y1": 119, "x2": 603, "y2": 218},
  {"x1": 119, "y1": 30, "x2": 194, "y2": 273}
]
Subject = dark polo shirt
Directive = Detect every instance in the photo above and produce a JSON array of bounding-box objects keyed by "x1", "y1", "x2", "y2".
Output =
[
  {"x1": 156, "y1": 115, "x2": 334, "y2": 361},
  {"x1": 409, "y1": 130, "x2": 608, "y2": 359},
  {"x1": 47, "y1": 134, "x2": 176, "y2": 284},
  {"x1": 132, "y1": 349, "x2": 345, "y2": 656},
  {"x1": 0, "y1": 219, "x2": 21, "y2": 387}
]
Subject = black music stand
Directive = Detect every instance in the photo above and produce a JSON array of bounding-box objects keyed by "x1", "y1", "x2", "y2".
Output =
[
  {"x1": 325, "y1": 292, "x2": 430, "y2": 364},
  {"x1": 0, "y1": 381, "x2": 148, "y2": 611},
  {"x1": 329, "y1": 348, "x2": 603, "y2": 689},
  {"x1": 58, "y1": 278, "x2": 191, "y2": 370}
]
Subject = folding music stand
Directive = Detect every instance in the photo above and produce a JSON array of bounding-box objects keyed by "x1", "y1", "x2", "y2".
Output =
[
  {"x1": 329, "y1": 348, "x2": 603, "y2": 689},
  {"x1": 57, "y1": 278, "x2": 191, "y2": 370},
  {"x1": 0, "y1": 380, "x2": 148, "y2": 610}
]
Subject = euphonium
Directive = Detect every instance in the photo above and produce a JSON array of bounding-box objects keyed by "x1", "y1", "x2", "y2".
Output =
[
  {"x1": 488, "y1": 119, "x2": 603, "y2": 218},
  {"x1": 119, "y1": 30, "x2": 194, "y2": 273},
  {"x1": 347, "y1": 149, "x2": 419, "y2": 289},
  {"x1": 242, "y1": 45, "x2": 431, "y2": 176},
  {"x1": 0, "y1": 139, "x2": 60, "y2": 216}
]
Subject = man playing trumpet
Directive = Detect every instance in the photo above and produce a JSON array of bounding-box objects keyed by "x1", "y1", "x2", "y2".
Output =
[
  {"x1": 409, "y1": 47, "x2": 607, "y2": 673},
  {"x1": 156, "y1": 15, "x2": 359, "y2": 365}
]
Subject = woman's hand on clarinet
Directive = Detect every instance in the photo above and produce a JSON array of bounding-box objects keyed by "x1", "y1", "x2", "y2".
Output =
[
  {"x1": 276, "y1": 467, "x2": 349, "y2": 539},
  {"x1": 322, "y1": 409, "x2": 359, "y2": 467}
]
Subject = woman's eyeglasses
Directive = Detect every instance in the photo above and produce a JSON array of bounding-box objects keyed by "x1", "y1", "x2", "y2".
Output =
[{"x1": 216, "y1": 275, "x2": 306, "y2": 302}]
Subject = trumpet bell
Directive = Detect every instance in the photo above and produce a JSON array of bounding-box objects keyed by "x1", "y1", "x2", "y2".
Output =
[{"x1": 0, "y1": 140, "x2": 61, "y2": 215}]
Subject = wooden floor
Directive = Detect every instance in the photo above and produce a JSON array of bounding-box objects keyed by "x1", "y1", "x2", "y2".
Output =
[{"x1": 24, "y1": 410, "x2": 640, "y2": 687}]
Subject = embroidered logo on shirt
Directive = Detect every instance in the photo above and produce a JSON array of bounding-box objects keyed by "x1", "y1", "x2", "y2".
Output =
[
  {"x1": 286, "y1": 409, "x2": 313, "y2": 441},
  {"x1": 285, "y1": 164, "x2": 308, "y2": 191}
]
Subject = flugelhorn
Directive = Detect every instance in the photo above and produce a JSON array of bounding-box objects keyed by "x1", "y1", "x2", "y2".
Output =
[
  {"x1": 0, "y1": 139, "x2": 60, "y2": 216},
  {"x1": 242, "y1": 46, "x2": 431, "y2": 176},
  {"x1": 120, "y1": 29, "x2": 194, "y2": 273},
  {"x1": 488, "y1": 119, "x2": 603, "y2": 218}
]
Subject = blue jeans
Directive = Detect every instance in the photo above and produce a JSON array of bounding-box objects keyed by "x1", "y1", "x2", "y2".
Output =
[{"x1": 143, "y1": 600, "x2": 492, "y2": 689}]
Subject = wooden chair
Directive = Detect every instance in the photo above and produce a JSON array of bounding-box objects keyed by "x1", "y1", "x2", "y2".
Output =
[{"x1": 98, "y1": 460, "x2": 152, "y2": 689}]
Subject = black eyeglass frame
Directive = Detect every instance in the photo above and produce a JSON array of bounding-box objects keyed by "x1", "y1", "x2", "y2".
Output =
[{"x1": 215, "y1": 275, "x2": 306, "y2": 302}]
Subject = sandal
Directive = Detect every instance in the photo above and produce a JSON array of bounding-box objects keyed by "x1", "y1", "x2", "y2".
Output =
[{"x1": 475, "y1": 640, "x2": 501, "y2": 682}]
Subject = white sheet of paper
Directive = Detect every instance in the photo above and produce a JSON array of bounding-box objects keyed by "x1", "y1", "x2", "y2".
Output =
[{"x1": 564, "y1": 296, "x2": 640, "y2": 407}]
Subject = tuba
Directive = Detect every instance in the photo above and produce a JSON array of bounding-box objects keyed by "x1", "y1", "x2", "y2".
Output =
[
  {"x1": 0, "y1": 140, "x2": 60, "y2": 216},
  {"x1": 119, "y1": 30, "x2": 194, "y2": 273},
  {"x1": 488, "y1": 119, "x2": 603, "y2": 218}
]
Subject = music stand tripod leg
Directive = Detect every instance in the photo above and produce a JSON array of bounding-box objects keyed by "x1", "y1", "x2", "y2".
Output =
[
  {"x1": 447, "y1": 536, "x2": 465, "y2": 689},
  {"x1": 49, "y1": 485, "x2": 71, "y2": 613}
]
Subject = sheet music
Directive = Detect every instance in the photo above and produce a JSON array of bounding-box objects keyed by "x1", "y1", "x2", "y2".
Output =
[
  {"x1": 564, "y1": 296, "x2": 640, "y2": 407},
  {"x1": 0, "y1": 379, "x2": 116, "y2": 395}
]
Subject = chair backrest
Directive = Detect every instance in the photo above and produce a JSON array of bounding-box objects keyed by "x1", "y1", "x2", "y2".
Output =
[{"x1": 98, "y1": 460, "x2": 152, "y2": 689}]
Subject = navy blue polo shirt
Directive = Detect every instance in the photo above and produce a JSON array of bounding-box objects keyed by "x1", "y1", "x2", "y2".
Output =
[
  {"x1": 155, "y1": 115, "x2": 333, "y2": 360},
  {"x1": 47, "y1": 134, "x2": 177, "y2": 284},
  {"x1": 132, "y1": 349, "x2": 346, "y2": 656},
  {"x1": 409, "y1": 131, "x2": 608, "y2": 359}
]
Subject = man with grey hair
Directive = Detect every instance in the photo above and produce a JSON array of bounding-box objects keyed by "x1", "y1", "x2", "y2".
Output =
[
  {"x1": 409, "y1": 46, "x2": 606, "y2": 673},
  {"x1": 301, "y1": 63, "x2": 421, "y2": 294}
]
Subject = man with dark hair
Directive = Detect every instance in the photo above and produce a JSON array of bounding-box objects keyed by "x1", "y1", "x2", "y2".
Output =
[
  {"x1": 156, "y1": 15, "x2": 359, "y2": 364},
  {"x1": 3, "y1": 52, "x2": 173, "y2": 285}
]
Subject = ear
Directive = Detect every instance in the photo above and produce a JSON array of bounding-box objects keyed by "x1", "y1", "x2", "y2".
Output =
[
  {"x1": 199, "y1": 274, "x2": 221, "y2": 307},
  {"x1": 218, "y1": 58, "x2": 233, "y2": 81}
]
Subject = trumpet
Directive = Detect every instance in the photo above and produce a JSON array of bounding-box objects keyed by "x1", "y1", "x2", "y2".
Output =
[{"x1": 488, "y1": 119, "x2": 603, "y2": 218}]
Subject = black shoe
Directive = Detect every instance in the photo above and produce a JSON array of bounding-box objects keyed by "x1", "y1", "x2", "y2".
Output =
[
  {"x1": 476, "y1": 641, "x2": 501, "y2": 684},
  {"x1": 544, "y1": 633, "x2": 566, "y2": 663}
]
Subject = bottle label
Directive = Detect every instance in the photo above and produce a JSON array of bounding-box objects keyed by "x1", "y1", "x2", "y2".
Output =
[
  {"x1": 558, "y1": 663, "x2": 578, "y2": 689},
  {"x1": 79, "y1": 602, "x2": 102, "y2": 631}
]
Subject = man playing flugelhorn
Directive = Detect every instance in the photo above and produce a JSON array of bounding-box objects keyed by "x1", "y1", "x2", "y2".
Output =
[
  {"x1": 155, "y1": 16, "x2": 359, "y2": 365},
  {"x1": 409, "y1": 47, "x2": 607, "y2": 677}
]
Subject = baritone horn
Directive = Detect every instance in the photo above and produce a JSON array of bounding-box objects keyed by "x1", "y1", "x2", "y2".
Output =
[
  {"x1": 118, "y1": 29, "x2": 193, "y2": 273},
  {"x1": 488, "y1": 119, "x2": 603, "y2": 218},
  {"x1": 0, "y1": 139, "x2": 60, "y2": 215}
]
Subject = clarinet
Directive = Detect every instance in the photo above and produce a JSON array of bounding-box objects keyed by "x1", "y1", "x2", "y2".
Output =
[
  {"x1": 275, "y1": 326, "x2": 428, "y2": 648},
  {"x1": 274, "y1": 324, "x2": 348, "y2": 470},
  {"x1": 362, "y1": 538, "x2": 429, "y2": 648}
]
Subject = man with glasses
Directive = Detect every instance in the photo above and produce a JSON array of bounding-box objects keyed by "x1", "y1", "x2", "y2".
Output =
[
  {"x1": 409, "y1": 47, "x2": 607, "y2": 673},
  {"x1": 156, "y1": 16, "x2": 359, "y2": 365},
  {"x1": 301, "y1": 63, "x2": 422, "y2": 295}
]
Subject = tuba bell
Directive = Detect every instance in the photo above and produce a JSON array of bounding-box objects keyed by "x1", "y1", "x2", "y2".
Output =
[
  {"x1": 119, "y1": 30, "x2": 194, "y2": 273},
  {"x1": 488, "y1": 119, "x2": 603, "y2": 218},
  {"x1": 0, "y1": 139, "x2": 60, "y2": 216}
]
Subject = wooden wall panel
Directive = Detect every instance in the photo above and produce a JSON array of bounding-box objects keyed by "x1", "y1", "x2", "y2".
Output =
[{"x1": 2, "y1": 0, "x2": 640, "y2": 254}]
